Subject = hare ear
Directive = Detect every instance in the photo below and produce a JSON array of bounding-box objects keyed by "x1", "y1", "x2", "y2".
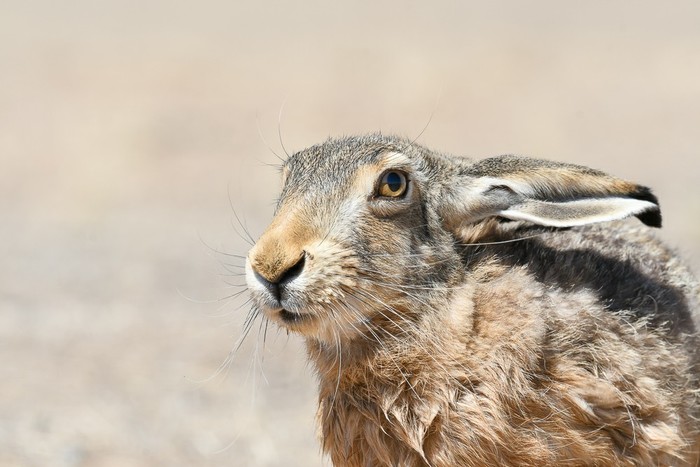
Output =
[{"x1": 442, "y1": 155, "x2": 661, "y2": 231}]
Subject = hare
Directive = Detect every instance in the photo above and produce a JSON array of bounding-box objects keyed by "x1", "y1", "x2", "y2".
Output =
[{"x1": 245, "y1": 134, "x2": 699, "y2": 466}]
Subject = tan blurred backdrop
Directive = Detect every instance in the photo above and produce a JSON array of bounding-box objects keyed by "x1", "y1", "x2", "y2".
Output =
[{"x1": 1, "y1": 1, "x2": 699, "y2": 466}]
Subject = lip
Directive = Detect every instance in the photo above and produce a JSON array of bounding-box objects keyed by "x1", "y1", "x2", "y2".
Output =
[{"x1": 278, "y1": 308, "x2": 314, "y2": 324}]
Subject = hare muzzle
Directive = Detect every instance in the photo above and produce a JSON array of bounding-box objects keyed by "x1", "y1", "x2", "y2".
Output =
[{"x1": 246, "y1": 211, "x2": 315, "y2": 320}]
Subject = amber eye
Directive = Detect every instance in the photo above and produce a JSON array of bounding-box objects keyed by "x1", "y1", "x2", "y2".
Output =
[{"x1": 378, "y1": 171, "x2": 408, "y2": 198}]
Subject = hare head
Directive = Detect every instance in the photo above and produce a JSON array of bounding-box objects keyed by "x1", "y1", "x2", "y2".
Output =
[{"x1": 245, "y1": 134, "x2": 660, "y2": 343}]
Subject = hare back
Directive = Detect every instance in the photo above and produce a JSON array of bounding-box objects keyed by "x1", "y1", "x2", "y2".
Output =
[{"x1": 473, "y1": 220, "x2": 699, "y2": 334}]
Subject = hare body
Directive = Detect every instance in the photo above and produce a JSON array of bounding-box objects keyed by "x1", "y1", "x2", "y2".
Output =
[{"x1": 246, "y1": 134, "x2": 699, "y2": 466}]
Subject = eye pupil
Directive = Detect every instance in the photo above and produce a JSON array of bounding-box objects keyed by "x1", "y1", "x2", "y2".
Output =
[
  {"x1": 386, "y1": 172, "x2": 402, "y2": 192},
  {"x1": 378, "y1": 170, "x2": 408, "y2": 198}
]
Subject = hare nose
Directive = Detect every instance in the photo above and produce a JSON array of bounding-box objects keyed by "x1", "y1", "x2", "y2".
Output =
[{"x1": 252, "y1": 253, "x2": 306, "y2": 301}]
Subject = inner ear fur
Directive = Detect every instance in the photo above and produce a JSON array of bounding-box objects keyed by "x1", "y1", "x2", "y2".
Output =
[{"x1": 444, "y1": 155, "x2": 661, "y2": 235}]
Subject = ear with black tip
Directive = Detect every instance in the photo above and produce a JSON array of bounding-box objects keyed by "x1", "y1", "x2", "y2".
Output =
[
  {"x1": 624, "y1": 186, "x2": 662, "y2": 227},
  {"x1": 441, "y1": 155, "x2": 661, "y2": 234}
]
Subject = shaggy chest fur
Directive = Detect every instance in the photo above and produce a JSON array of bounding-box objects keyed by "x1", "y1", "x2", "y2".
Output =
[
  {"x1": 314, "y1": 337, "x2": 695, "y2": 467},
  {"x1": 309, "y1": 266, "x2": 698, "y2": 467}
]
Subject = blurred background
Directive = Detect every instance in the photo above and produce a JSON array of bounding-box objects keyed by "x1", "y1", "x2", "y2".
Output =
[{"x1": 1, "y1": 1, "x2": 698, "y2": 466}]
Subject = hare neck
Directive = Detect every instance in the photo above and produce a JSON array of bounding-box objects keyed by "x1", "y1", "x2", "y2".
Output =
[{"x1": 305, "y1": 291, "x2": 475, "y2": 466}]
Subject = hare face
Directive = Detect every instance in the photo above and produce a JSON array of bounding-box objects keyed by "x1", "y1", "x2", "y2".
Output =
[
  {"x1": 246, "y1": 142, "x2": 459, "y2": 343},
  {"x1": 246, "y1": 134, "x2": 662, "y2": 344}
]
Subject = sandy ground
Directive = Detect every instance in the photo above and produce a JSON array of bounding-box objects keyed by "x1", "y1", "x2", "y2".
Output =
[{"x1": 1, "y1": 1, "x2": 699, "y2": 466}]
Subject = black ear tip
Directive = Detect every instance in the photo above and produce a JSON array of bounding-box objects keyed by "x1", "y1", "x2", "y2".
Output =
[
  {"x1": 630, "y1": 186, "x2": 662, "y2": 228},
  {"x1": 630, "y1": 186, "x2": 659, "y2": 205},
  {"x1": 636, "y1": 209, "x2": 662, "y2": 228}
]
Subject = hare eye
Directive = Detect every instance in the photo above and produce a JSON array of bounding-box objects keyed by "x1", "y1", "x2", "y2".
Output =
[{"x1": 378, "y1": 171, "x2": 408, "y2": 198}]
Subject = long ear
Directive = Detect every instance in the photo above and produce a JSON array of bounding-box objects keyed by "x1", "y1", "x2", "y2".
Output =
[{"x1": 441, "y1": 155, "x2": 661, "y2": 233}]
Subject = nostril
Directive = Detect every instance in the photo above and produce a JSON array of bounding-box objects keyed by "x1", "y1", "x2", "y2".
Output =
[
  {"x1": 279, "y1": 252, "x2": 306, "y2": 285},
  {"x1": 251, "y1": 251, "x2": 306, "y2": 302},
  {"x1": 253, "y1": 269, "x2": 281, "y2": 301}
]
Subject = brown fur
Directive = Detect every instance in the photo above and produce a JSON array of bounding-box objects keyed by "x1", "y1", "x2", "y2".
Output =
[
  {"x1": 310, "y1": 231, "x2": 698, "y2": 466},
  {"x1": 245, "y1": 134, "x2": 700, "y2": 466}
]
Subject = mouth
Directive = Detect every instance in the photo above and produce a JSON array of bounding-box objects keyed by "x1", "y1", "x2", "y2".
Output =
[{"x1": 277, "y1": 308, "x2": 314, "y2": 324}]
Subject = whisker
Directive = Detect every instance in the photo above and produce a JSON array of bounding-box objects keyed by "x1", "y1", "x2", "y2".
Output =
[
  {"x1": 189, "y1": 306, "x2": 260, "y2": 384},
  {"x1": 459, "y1": 232, "x2": 547, "y2": 247},
  {"x1": 227, "y1": 185, "x2": 256, "y2": 246},
  {"x1": 219, "y1": 280, "x2": 248, "y2": 289},
  {"x1": 347, "y1": 290, "x2": 424, "y2": 340},
  {"x1": 256, "y1": 111, "x2": 285, "y2": 162},
  {"x1": 316, "y1": 206, "x2": 344, "y2": 249},
  {"x1": 356, "y1": 270, "x2": 466, "y2": 294},
  {"x1": 341, "y1": 299, "x2": 421, "y2": 398},
  {"x1": 197, "y1": 233, "x2": 248, "y2": 260},
  {"x1": 218, "y1": 272, "x2": 247, "y2": 279},
  {"x1": 278, "y1": 98, "x2": 291, "y2": 158},
  {"x1": 254, "y1": 317, "x2": 270, "y2": 386},
  {"x1": 332, "y1": 324, "x2": 342, "y2": 416},
  {"x1": 205, "y1": 296, "x2": 254, "y2": 319},
  {"x1": 212, "y1": 288, "x2": 250, "y2": 305},
  {"x1": 406, "y1": 88, "x2": 442, "y2": 148}
]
